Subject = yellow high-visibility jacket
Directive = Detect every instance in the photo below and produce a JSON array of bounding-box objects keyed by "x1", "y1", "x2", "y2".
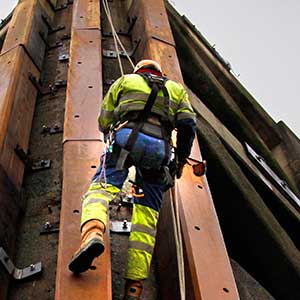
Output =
[{"x1": 98, "y1": 73, "x2": 196, "y2": 134}]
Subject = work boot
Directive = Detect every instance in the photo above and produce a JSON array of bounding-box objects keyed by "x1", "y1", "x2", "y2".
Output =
[
  {"x1": 68, "y1": 220, "x2": 105, "y2": 273},
  {"x1": 123, "y1": 280, "x2": 143, "y2": 300}
]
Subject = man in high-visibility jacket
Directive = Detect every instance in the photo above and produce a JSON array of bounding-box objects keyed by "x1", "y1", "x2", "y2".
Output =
[{"x1": 69, "y1": 59, "x2": 196, "y2": 300}]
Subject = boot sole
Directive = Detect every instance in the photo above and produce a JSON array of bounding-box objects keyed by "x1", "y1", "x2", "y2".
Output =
[{"x1": 69, "y1": 239, "x2": 105, "y2": 274}]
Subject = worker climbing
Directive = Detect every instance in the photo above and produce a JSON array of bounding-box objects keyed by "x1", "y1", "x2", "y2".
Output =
[{"x1": 68, "y1": 59, "x2": 196, "y2": 300}]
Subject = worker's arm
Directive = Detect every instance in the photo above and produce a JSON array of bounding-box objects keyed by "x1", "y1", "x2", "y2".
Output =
[
  {"x1": 175, "y1": 88, "x2": 196, "y2": 162},
  {"x1": 174, "y1": 88, "x2": 196, "y2": 178},
  {"x1": 98, "y1": 76, "x2": 125, "y2": 134}
]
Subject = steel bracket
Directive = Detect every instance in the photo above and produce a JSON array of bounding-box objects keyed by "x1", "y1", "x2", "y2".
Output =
[
  {"x1": 41, "y1": 124, "x2": 63, "y2": 135},
  {"x1": 61, "y1": 33, "x2": 71, "y2": 40},
  {"x1": 40, "y1": 31, "x2": 64, "y2": 50},
  {"x1": 54, "y1": 3, "x2": 68, "y2": 12},
  {"x1": 14, "y1": 144, "x2": 51, "y2": 172},
  {"x1": 29, "y1": 73, "x2": 67, "y2": 96},
  {"x1": 40, "y1": 221, "x2": 60, "y2": 234},
  {"x1": 245, "y1": 142, "x2": 300, "y2": 210},
  {"x1": 121, "y1": 194, "x2": 134, "y2": 207},
  {"x1": 127, "y1": 16, "x2": 137, "y2": 35},
  {"x1": 0, "y1": 248, "x2": 42, "y2": 280},
  {"x1": 58, "y1": 54, "x2": 69, "y2": 62},
  {"x1": 102, "y1": 39, "x2": 140, "y2": 58},
  {"x1": 110, "y1": 220, "x2": 131, "y2": 234}
]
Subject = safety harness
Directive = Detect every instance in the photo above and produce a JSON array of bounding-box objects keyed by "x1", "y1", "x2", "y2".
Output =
[{"x1": 115, "y1": 72, "x2": 172, "y2": 171}]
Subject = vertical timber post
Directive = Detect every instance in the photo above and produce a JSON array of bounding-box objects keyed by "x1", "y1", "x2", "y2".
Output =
[
  {"x1": 128, "y1": 1, "x2": 240, "y2": 299},
  {"x1": 55, "y1": 0, "x2": 112, "y2": 299},
  {"x1": 0, "y1": 0, "x2": 53, "y2": 298}
]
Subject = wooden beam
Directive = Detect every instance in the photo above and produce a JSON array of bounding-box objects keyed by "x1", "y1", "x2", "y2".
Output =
[{"x1": 129, "y1": 1, "x2": 239, "y2": 299}]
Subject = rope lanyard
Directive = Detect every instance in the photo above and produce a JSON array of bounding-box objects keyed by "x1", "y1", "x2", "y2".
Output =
[
  {"x1": 171, "y1": 186, "x2": 186, "y2": 300},
  {"x1": 101, "y1": 2, "x2": 186, "y2": 297},
  {"x1": 102, "y1": 0, "x2": 135, "y2": 75}
]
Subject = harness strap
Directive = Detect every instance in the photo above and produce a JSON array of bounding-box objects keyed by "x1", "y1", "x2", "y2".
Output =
[{"x1": 115, "y1": 73, "x2": 169, "y2": 170}]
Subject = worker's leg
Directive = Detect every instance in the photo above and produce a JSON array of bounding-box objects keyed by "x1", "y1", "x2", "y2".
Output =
[
  {"x1": 82, "y1": 146, "x2": 129, "y2": 226},
  {"x1": 69, "y1": 147, "x2": 128, "y2": 273},
  {"x1": 125, "y1": 168, "x2": 166, "y2": 280}
]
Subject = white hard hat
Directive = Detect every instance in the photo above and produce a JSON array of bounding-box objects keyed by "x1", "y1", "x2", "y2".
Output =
[{"x1": 133, "y1": 59, "x2": 162, "y2": 73}]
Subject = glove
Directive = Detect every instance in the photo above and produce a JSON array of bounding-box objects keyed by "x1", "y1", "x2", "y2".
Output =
[{"x1": 176, "y1": 160, "x2": 186, "y2": 179}]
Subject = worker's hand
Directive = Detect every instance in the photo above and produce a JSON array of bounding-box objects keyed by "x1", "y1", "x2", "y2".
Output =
[{"x1": 176, "y1": 160, "x2": 186, "y2": 179}]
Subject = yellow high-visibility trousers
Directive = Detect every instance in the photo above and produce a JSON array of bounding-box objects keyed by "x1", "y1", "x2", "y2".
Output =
[{"x1": 81, "y1": 146, "x2": 166, "y2": 280}]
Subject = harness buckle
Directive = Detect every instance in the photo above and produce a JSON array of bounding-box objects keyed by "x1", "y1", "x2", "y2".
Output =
[{"x1": 146, "y1": 73, "x2": 166, "y2": 87}]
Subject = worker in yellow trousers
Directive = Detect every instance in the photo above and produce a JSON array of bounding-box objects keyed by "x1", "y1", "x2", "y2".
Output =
[{"x1": 69, "y1": 59, "x2": 196, "y2": 300}]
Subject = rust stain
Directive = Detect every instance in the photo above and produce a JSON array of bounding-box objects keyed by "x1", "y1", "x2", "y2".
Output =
[
  {"x1": 64, "y1": 29, "x2": 102, "y2": 141},
  {"x1": 1, "y1": 0, "x2": 50, "y2": 70},
  {"x1": 129, "y1": 0, "x2": 240, "y2": 299},
  {"x1": 73, "y1": 0, "x2": 101, "y2": 29},
  {"x1": 55, "y1": 0, "x2": 112, "y2": 298},
  {"x1": 55, "y1": 141, "x2": 111, "y2": 300}
]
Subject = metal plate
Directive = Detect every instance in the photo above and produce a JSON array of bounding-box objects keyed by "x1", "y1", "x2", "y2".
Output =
[
  {"x1": 110, "y1": 220, "x2": 131, "y2": 234},
  {"x1": 129, "y1": 0, "x2": 181, "y2": 81},
  {"x1": 0, "y1": 247, "x2": 42, "y2": 280},
  {"x1": 1, "y1": 0, "x2": 49, "y2": 70},
  {"x1": 245, "y1": 142, "x2": 300, "y2": 210},
  {"x1": 72, "y1": 0, "x2": 100, "y2": 29},
  {"x1": 64, "y1": 29, "x2": 102, "y2": 141},
  {"x1": 55, "y1": 141, "x2": 111, "y2": 300},
  {"x1": 13, "y1": 262, "x2": 43, "y2": 280},
  {"x1": 0, "y1": 46, "x2": 40, "y2": 189}
]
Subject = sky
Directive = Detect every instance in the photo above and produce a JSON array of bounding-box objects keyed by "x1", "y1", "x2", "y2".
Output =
[
  {"x1": 1, "y1": 0, "x2": 300, "y2": 137},
  {"x1": 171, "y1": 0, "x2": 300, "y2": 137}
]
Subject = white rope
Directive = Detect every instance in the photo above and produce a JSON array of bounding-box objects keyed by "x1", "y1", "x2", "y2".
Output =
[
  {"x1": 96, "y1": 144, "x2": 108, "y2": 188},
  {"x1": 102, "y1": 0, "x2": 135, "y2": 75},
  {"x1": 114, "y1": 30, "x2": 135, "y2": 70},
  {"x1": 102, "y1": 0, "x2": 123, "y2": 75},
  {"x1": 170, "y1": 185, "x2": 186, "y2": 300}
]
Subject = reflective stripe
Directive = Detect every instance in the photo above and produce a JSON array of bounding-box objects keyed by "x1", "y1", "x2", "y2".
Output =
[
  {"x1": 119, "y1": 92, "x2": 178, "y2": 112},
  {"x1": 116, "y1": 102, "x2": 175, "y2": 123},
  {"x1": 131, "y1": 224, "x2": 156, "y2": 238},
  {"x1": 178, "y1": 99, "x2": 193, "y2": 110},
  {"x1": 88, "y1": 183, "x2": 121, "y2": 195},
  {"x1": 83, "y1": 189, "x2": 113, "y2": 201},
  {"x1": 82, "y1": 197, "x2": 108, "y2": 209},
  {"x1": 177, "y1": 112, "x2": 196, "y2": 122},
  {"x1": 130, "y1": 231, "x2": 155, "y2": 248},
  {"x1": 128, "y1": 240, "x2": 154, "y2": 255},
  {"x1": 81, "y1": 182, "x2": 120, "y2": 227},
  {"x1": 100, "y1": 109, "x2": 115, "y2": 119}
]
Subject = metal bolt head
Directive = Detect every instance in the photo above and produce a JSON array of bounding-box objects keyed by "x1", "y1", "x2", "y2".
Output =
[
  {"x1": 123, "y1": 219, "x2": 128, "y2": 229},
  {"x1": 44, "y1": 221, "x2": 52, "y2": 229},
  {"x1": 30, "y1": 264, "x2": 35, "y2": 271},
  {"x1": 42, "y1": 125, "x2": 49, "y2": 133}
]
